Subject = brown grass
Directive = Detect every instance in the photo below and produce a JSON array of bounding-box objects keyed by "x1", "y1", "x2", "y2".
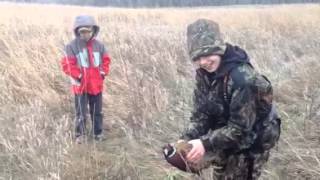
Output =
[{"x1": 0, "y1": 2, "x2": 320, "y2": 179}]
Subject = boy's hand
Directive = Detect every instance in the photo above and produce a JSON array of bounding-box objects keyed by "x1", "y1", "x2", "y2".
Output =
[
  {"x1": 77, "y1": 74, "x2": 82, "y2": 82},
  {"x1": 100, "y1": 72, "x2": 105, "y2": 80}
]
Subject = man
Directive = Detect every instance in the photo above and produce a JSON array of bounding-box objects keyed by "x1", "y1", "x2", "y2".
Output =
[
  {"x1": 61, "y1": 15, "x2": 111, "y2": 144},
  {"x1": 180, "y1": 19, "x2": 280, "y2": 179}
]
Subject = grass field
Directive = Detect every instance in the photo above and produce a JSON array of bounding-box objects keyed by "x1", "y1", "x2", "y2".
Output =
[{"x1": 0, "y1": 2, "x2": 320, "y2": 180}]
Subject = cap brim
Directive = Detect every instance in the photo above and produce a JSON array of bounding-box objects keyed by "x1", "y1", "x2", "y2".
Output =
[
  {"x1": 78, "y1": 27, "x2": 92, "y2": 32},
  {"x1": 191, "y1": 45, "x2": 226, "y2": 61}
]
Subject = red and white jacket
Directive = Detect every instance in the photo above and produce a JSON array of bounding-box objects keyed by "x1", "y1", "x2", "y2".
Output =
[{"x1": 61, "y1": 38, "x2": 111, "y2": 95}]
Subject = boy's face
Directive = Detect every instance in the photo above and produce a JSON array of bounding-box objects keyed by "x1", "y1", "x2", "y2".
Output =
[
  {"x1": 194, "y1": 54, "x2": 221, "y2": 73},
  {"x1": 78, "y1": 26, "x2": 93, "y2": 42}
]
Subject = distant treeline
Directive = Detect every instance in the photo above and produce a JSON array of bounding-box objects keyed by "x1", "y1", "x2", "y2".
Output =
[{"x1": 7, "y1": 0, "x2": 320, "y2": 7}]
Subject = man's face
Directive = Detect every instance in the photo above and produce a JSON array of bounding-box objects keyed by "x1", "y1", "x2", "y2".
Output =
[
  {"x1": 79, "y1": 26, "x2": 93, "y2": 42},
  {"x1": 194, "y1": 54, "x2": 221, "y2": 73}
]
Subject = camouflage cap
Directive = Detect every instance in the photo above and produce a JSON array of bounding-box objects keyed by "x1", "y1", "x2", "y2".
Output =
[{"x1": 187, "y1": 19, "x2": 226, "y2": 61}]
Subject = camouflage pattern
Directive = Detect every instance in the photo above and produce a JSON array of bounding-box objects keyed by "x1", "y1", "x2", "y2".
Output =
[
  {"x1": 211, "y1": 151, "x2": 270, "y2": 180},
  {"x1": 182, "y1": 63, "x2": 274, "y2": 148},
  {"x1": 181, "y1": 62, "x2": 277, "y2": 178},
  {"x1": 181, "y1": 19, "x2": 279, "y2": 178},
  {"x1": 187, "y1": 19, "x2": 226, "y2": 61}
]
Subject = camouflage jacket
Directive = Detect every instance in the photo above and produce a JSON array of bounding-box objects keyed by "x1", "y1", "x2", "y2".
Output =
[{"x1": 181, "y1": 44, "x2": 273, "y2": 153}]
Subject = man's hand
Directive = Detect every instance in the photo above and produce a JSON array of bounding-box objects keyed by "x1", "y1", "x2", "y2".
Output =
[{"x1": 186, "y1": 139, "x2": 205, "y2": 163}]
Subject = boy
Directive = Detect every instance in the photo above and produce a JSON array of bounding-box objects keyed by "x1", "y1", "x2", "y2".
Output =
[{"x1": 61, "y1": 15, "x2": 111, "y2": 144}]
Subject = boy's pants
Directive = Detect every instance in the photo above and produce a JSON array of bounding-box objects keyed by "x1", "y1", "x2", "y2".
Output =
[{"x1": 74, "y1": 93, "x2": 103, "y2": 137}]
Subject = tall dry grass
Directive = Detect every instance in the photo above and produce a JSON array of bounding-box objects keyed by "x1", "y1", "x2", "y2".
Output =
[{"x1": 0, "y1": 2, "x2": 320, "y2": 179}]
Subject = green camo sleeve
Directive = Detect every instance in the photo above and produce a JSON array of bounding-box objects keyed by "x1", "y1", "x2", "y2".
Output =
[
  {"x1": 181, "y1": 70, "x2": 211, "y2": 140},
  {"x1": 201, "y1": 65, "x2": 258, "y2": 151}
]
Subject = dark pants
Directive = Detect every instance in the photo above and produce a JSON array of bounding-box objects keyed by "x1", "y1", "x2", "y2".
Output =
[{"x1": 74, "y1": 93, "x2": 103, "y2": 137}]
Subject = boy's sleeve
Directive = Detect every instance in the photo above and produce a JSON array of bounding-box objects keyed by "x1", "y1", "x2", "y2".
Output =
[
  {"x1": 61, "y1": 45, "x2": 81, "y2": 79},
  {"x1": 100, "y1": 45, "x2": 111, "y2": 76}
]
